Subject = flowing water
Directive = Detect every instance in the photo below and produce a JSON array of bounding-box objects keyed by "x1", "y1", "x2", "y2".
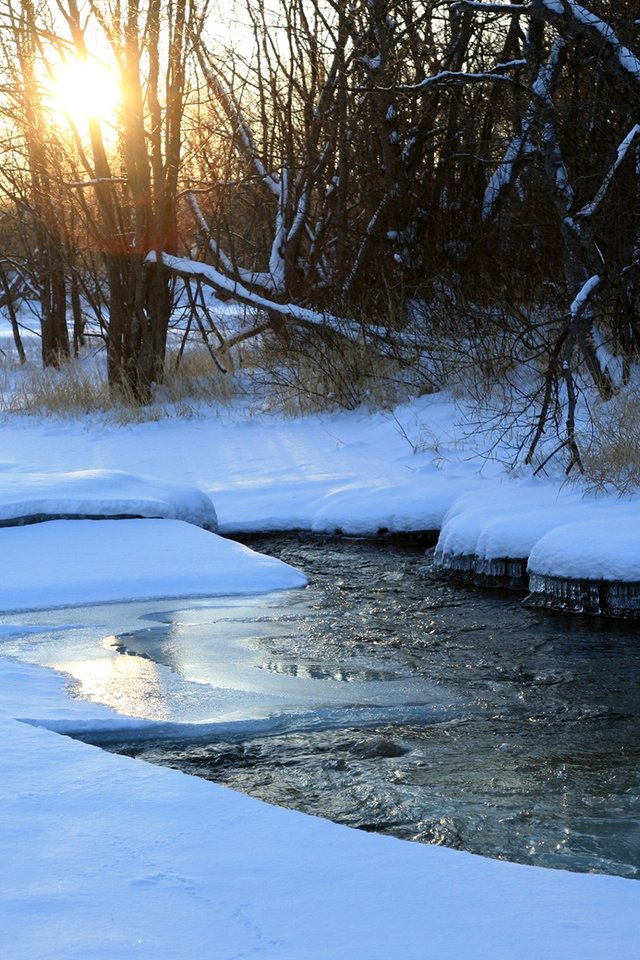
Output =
[{"x1": 1, "y1": 535, "x2": 639, "y2": 878}]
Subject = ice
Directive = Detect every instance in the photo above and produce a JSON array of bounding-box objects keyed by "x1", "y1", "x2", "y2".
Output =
[{"x1": 0, "y1": 594, "x2": 462, "y2": 728}]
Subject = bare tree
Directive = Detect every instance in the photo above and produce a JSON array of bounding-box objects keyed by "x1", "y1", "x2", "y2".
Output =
[
  {"x1": 2, "y1": 0, "x2": 70, "y2": 366},
  {"x1": 450, "y1": 1, "x2": 640, "y2": 470},
  {"x1": 60, "y1": 0, "x2": 195, "y2": 400},
  {"x1": 0, "y1": 0, "x2": 200, "y2": 400}
]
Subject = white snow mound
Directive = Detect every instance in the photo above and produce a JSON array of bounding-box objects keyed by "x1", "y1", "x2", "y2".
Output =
[
  {"x1": 528, "y1": 514, "x2": 640, "y2": 582},
  {"x1": 435, "y1": 481, "x2": 585, "y2": 561},
  {"x1": 0, "y1": 469, "x2": 218, "y2": 530},
  {"x1": 0, "y1": 519, "x2": 306, "y2": 611}
]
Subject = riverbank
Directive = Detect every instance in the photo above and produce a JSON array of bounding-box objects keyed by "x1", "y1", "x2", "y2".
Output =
[
  {"x1": 2, "y1": 653, "x2": 639, "y2": 960},
  {"x1": 1, "y1": 392, "x2": 638, "y2": 613},
  {"x1": 1, "y1": 393, "x2": 639, "y2": 958}
]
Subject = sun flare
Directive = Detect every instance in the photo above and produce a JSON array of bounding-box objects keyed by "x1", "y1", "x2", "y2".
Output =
[{"x1": 46, "y1": 58, "x2": 120, "y2": 126}]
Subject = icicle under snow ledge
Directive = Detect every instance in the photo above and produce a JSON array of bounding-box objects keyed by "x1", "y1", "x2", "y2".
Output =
[
  {"x1": 525, "y1": 515, "x2": 640, "y2": 618},
  {"x1": 431, "y1": 481, "x2": 593, "y2": 590}
]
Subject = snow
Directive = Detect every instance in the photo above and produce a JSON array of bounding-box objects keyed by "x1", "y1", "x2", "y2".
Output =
[
  {"x1": 435, "y1": 478, "x2": 586, "y2": 562},
  {"x1": 0, "y1": 469, "x2": 218, "y2": 529},
  {"x1": 0, "y1": 519, "x2": 306, "y2": 611},
  {"x1": 528, "y1": 513, "x2": 640, "y2": 581},
  {"x1": 2, "y1": 660, "x2": 638, "y2": 960},
  {"x1": 435, "y1": 475, "x2": 640, "y2": 583},
  {"x1": 0, "y1": 387, "x2": 638, "y2": 957},
  {"x1": 0, "y1": 393, "x2": 484, "y2": 535}
]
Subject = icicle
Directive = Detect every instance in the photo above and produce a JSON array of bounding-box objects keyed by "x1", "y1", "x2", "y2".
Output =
[{"x1": 434, "y1": 551, "x2": 527, "y2": 588}]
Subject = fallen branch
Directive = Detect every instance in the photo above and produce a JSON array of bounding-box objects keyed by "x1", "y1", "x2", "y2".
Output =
[{"x1": 147, "y1": 251, "x2": 388, "y2": 344}]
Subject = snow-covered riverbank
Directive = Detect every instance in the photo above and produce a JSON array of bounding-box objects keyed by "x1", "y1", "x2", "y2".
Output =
[
  {"x1": 1, "y1": 393, "x2": 639, "y2": 958},
  {"x1": 1, "y1": 391, "x2": 638, "y2": 591},
  {"x1": 2, "y1": 652, "x2": 639, "y2": 960}
]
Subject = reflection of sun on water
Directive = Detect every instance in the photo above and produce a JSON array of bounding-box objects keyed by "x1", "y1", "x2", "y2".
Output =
[
  {"x1": 54, "y1": 653, "x2": 171, "y2": 722},
  {"x1": 44, "y1": 58, "x2": 120, "y2": 127}
]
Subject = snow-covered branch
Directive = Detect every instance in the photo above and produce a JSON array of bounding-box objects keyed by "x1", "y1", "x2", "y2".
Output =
[
  {"x1": 572, "y1": 125, "x2": 640, "y2": 223},
  {"x1": 525, "y1": 38, "x2": 573, "y2": 213},
  {"x1": 532, "y1": 1, "x2": 640, "y2": 91},
  {"x1": 186, "y1": 192, "x2": 235, "y2": 277},
  {"x1": 185, "y1": 192, "x2": 276, "y2": 294},
  {"x1": 483, "y1": 44, "x2": 564, "y2": 220},
  {"x1": 147, "y1": 251, "x2": 388, "y2": 344},
  {"x1": 396, "y1": 68, "x2": 521, "y2": 94},
  {"x1": 194, "y1": 47, "x2": 341, "y2": 301},
  {"x1": 450, "y1": 2, "x2": 530, "y2": 11},
  {"x1": 568, "y1": 276, "x2": 619, "y2": 395},
  {"x1": 268, "y1": 170, "x2": 288, "y2": 295},
  {"x1": 570, "y1": 273, "x2": 601, "y2": 319},
  {"x1": 531, "y1": 36, "x2": 566, "y2": 104},
  {"x1": 483, "y1": 127, "x2": 534, "y2": 219},
  {"x1": 200, "y1": 64, "x2": 280, "y2": 199},
  {"x1": 65, "y1": 177, "x2": 128, "y2": 188},
  {"x1": 342, "y1": 196, "x2": 391, "y2": 295}
]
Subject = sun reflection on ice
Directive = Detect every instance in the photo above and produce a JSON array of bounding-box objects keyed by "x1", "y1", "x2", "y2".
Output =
[{"x1": 53, "y1": 652, "x2": 171, "y2": 722}]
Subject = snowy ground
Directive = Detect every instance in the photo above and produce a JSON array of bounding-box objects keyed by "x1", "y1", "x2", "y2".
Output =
[
  {"x1": 1, "y1": 386, "x2": 638, "y2": 574},
  {"x1": 0, "y1": 374, "x2": 639, "y2": 957}
]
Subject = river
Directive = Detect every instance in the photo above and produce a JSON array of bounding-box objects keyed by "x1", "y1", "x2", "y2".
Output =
[{"x1": 1, "y1": 535, "x2": 638, "y2": 878}]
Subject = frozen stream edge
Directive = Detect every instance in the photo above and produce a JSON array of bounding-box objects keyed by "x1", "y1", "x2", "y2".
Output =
[{"x1": 433, "y1": 550, "x2": 640, "y2": 619}]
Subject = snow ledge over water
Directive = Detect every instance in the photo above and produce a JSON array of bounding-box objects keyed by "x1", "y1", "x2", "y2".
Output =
[{"x1": 0, "y1": 519, "x2": 306, "y2": 612}]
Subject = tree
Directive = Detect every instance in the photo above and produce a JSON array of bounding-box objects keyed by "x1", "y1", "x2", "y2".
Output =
[
  {"x1": 0, "y1": 0, "x2": 637, "y2": 472},
  {"x1": 60, "y1": 0, "x2": 194, "y2": 401},
  {"x1": 459, "y1": 1, "x2": 640, "y2": 468},
  {"x1": 0, "y1": 0, "x2": 198, "y2": 401},
  {"x1": 2, "y1": 0, "x2": 70, "y2": 366}
]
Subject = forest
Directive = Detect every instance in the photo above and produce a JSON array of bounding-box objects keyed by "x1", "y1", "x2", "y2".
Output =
[{"x1": 0, "y1": 1, "x2": 638, "y2": 474}]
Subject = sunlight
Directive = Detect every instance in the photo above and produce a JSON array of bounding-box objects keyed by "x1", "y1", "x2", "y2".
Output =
[
  {"x1": 45, "y1": 57, "x2": 120, "y2": 127},
  {"x1": 54, "y1": 652, "x2": 172, "y2": 722}
]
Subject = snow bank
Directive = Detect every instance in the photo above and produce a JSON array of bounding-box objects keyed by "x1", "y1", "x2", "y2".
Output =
[
  {"x1": 0, "y1": 394, "x2": 487, "y2": 537},
  {"x1": 0, "y1": 395, "x2": 637, "y2": 957},
  {"x1": 436, "y1": 480, "x2": 578, "y2": 560},
  {"x1": 528, "y1": 513, "x2": 640, "y2": 581},
  {"x1": 435, "y1": 479, "x2": 590, "y2": 563},
  {"x1": 0, "y1": 469, "x2": 218, "y2": 530},
  {"x1": 0, "y1": 519, "x2": 306, "y2": 611},
  {"x1": 310, "y1": 471, "x2": 455, "y2": 535},
  {"x1": 435, "y1": 479, "x2": 640, "y2": 603},
  {"x1": 1, "y1": 657, "x2": 638, "y2": 960},
  {"x1": 1, "y1": 394, "x2": 638, "y2": 598}
]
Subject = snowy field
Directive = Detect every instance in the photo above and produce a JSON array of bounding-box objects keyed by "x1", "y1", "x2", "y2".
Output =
[{"x1": 0, "y1": 357, "x2": 639, "y2": 957}]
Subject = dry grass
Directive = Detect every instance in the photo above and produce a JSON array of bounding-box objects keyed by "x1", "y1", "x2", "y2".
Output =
[
  {"x1": 580, "y1": 385, "x2": 640, "y2": 493},
  {"x1": 0, "y1": 329, "x2": 414, "y2": 421},
  {"x1": 0, "y1": 346, "x2": 238, "y2": 421},
  {"x1": 1, "y1": 359, "x2": 113, "y2": 417},
  {"x1": 247, "y1": 327, "x2": 423, "y2": 415},
  {"x1": 158, "y1": 348, "x2": 238, "y2": 406}
]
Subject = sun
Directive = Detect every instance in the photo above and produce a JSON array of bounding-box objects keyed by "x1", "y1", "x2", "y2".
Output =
[{"x1": 45, "y1": 58, "x2": 121, "y2": 127}]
